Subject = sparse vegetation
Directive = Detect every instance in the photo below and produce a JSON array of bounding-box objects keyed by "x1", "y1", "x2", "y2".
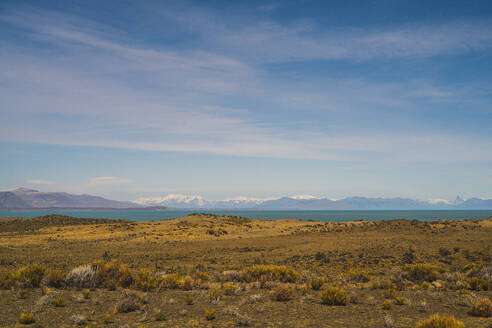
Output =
[
  {"x1": 414, "y1": 314, "x2": 465, "y2": 328},
  {"x1": 0, "y1": 214, "x2": 491, "y2": 327},
  {"x1": 205, "y1": 309, "x2": 216, "y2": 320},
  {"x1": 469, "y1": 297, "x2": 492, "y2": 317},
  {"x1": 18, "y1": 312, "x2": 35, "y2": 324},
  {"x1": 320, "y1": 287, "x2": 347, "y2": 306}
]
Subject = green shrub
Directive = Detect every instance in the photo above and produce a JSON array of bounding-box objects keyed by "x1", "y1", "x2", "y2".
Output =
[
  {"x1": 271, "y1": 285, "x2": 292, "y2": 302},
  {"x1": 205, "y1": 309, "x2": 216, "y2": 321},
  {"x1": 403, "y1": 264, "x2": 445, "y2": 282},
  {"x1": 13, "y1": 264, "x2": 46, "y2": 288},
  {"x1": 309, "y1": 278, "x2": 324, "y2": 290},
  {"x1": 469, "y1": 297, "x2": 492, "y2": 317},
  {"x1": 320, "y1": 287, "x2": 347, "y2": 306},
  {"x1": 414, "y1": 314, "x2": 465, "y2": 328},
  {"x1": 18, "y1": 312, "x2": 35, "y2": 324},
  {"x1": 467, "y1": 277, "x2": 489, "y2": 291}
]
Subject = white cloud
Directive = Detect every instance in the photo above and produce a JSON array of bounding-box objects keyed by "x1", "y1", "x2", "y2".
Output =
[
  {"x1": 27, "y1": 179, "x2": 56, "y2": 185},
  {"x1": 88, "y1": 176, "x2": 132, "y2": 187},
  {"x1": 427, "y1": 198, "x2": 452, "y2": 205}
]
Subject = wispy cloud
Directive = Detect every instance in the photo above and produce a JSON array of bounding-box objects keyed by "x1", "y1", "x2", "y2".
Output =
[{"x1": 0, "y1": 6, "x2": 491, "y2": 164}]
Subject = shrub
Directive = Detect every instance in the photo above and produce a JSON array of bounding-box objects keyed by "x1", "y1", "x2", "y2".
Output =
[
  {"x1": 134, "y1": 268, "x2": 155, "y2": 291},
  {"x1": 242, "y1": 265, "x2": 299, "y2": 283},
  {"x1": 102, "y1": 314, "x2": 112, "y2": 324},
  {"x1": 114, "y1": 293, "x2": 140, "y2": 313},
  {"x1": 469, "y1": 297, "x2": 492, "y2": 317},
  {"x1": 65, "y1": 264, "x2": 96, "y2": 288},
  {"x1": 309, "y1": 278, "x2": 324, "y2": 290},
  {"x1": 403, "y1": 264, "x2": 445, "y2": 282},
  {"x1": 320, "y1": 287, "x2": 347, "y2": 306},
  {"x1": 154, "y1": 311, "x2": 166, "y2": 321},
  {"x1": 347, "y1": 269, "x2": 371, "y2": 283},
  {"x1": 205, "y1": 309, "x2": 216, "y2": 321},
  {"x1": 185, "y1": 296, "x2": 194, "y2": 305},
  {"x1": 51, "y1": 296, "x2": 64, "y2": 307},
  {"x1": 0, "y1": 271, "x2": 13, "y2": 289},
  {"x1": 382, "y1": 300, "x2": 393, "y2": 310},
  {"x1": 180, "y1": 276, "x2": 193, "y2": 290},
  {"x1": 414, "y1": 314, "x2": 465, "y2": 328},
  {"x1": 82, "y1": 289, "x2": 90, "y2": 299},
  {"x1": 161, "y1": 273, "x2": 181, "y2": 289},
  {"x1": 271, "y1": 285, "x2": 292, "y2": 302},
  {"x1": 43, "y1": 269, "x2": 65, "y2": 288},
  {"x1": 70, "y1": 314, "x2": 87, "y2": 326},
  {"x1": 223, "y1": 283, "x2": 237, "y2": 295},
  {"x1": 462, "y1": 263, "x2": 480, "y2": 273},
  {"x1": 466, "y1": 277, "x2": 489, "y2": 291},
  {"x1": 394, "y1": 297, "x2": 406, "y2": 305},
  {"x1": 118, "y1": 264, "x2": 133, "y2": 287},
  {"x1": 13, "y1": 264, "x2": 46, "y2": 288},
  {"x1": 18, "y1": 312, "x2": 35, "y2": 324},
  {"x1": 403, "y1": 250, "x2": 416, "y2": 264}
]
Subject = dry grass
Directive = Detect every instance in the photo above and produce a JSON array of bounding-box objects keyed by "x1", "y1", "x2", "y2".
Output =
[{"x1": 0, "y1": 214, "x2": 491, "y2": 327}]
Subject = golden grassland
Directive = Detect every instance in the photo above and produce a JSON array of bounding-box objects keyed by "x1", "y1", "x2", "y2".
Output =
[{"x1": 0, "y1": 213, "x2": 491, "y2": 327}]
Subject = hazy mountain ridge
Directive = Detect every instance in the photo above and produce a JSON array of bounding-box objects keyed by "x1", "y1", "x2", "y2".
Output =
[
  {"x1": 1, "y1": 188, "x2": 492, "y2": 210},
  {"x1": 0, "y1": 188, "x2": 137, "y2": 209},
  {"x1": 135, "y1": 194, "x2": 492, "y2": 210}
]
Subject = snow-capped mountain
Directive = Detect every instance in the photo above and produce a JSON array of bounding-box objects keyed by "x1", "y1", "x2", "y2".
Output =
[
  {"x1": 133, "y1": 194, "x2": 492, "y2": 210},
  {"x1": 133, "y1": 195, "x2": 268, "y2": 209}
]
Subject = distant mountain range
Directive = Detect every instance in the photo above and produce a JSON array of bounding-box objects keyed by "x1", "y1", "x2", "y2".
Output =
[
  {"x1": 1, "y1": 188, "x2": 492, "y2": 210},
  {"x1": 0, "y1": 188, "x2": 136, "y2": 209},
  {"x1": 134, "y1": 194, "x2": 492, "y2": 210}
]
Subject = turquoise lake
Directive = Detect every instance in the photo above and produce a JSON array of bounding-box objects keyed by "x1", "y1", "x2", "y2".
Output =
[{"x1": 0, "y1": 209, "x2": 491, "y2": 222}]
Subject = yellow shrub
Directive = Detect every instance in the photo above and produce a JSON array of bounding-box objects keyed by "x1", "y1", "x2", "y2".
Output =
[
  {"x1": 414, "y1": 314, "x2": 465, "y2": 328},
  {"x1": 403, "y1": 264, "x2": 445, "y2": 282},
  {"x1": 466, "y1": 277, "x2": 490, "y2": 291},
  {"x1": 242, "y1": 265, "x2": 299, "y2": 283},
  {"x1": 205, "y1": 309, "x2": 216, "y2": 321},
  {"x1": 13, "y1": 264, "x2": 46, "y2": 288},
  {"x1": 320, "y1": 287, "x2": 347, "y2": 306},
  {"x1": 134, "y1": 268, "x2": 155, "y2": 291},
  {"x1": 469, "y1": 297, "x2": 492, "y2": 317},
  {"x1": 44, "y1": 269, "x2": 65, "y2": 288},
  {"x1": 271, "y1": 285, "x2": 293, "y2": 302},
  {"x1": 309, "y1": 278, "x2": 324, "y2": 290},
  {"x1": 18, "y1": 312, "x2": 35, "y2": 324}
]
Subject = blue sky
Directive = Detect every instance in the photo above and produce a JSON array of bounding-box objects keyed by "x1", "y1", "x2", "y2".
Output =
[{"x1": 1, "y1": 0, "x2": 491, "y2": 201}]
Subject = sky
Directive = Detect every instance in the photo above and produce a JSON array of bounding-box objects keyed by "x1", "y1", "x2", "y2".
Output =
[{"x1": 1, "y1": 0, "x2": 492, "y2": 202}]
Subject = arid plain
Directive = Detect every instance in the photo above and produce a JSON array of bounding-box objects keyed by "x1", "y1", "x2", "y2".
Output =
[{"x1": 0, "y1": 214, "x2": 491, "y2": 327}]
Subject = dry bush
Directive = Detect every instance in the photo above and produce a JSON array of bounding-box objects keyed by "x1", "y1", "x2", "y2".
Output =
[
  {"x1": 13, "y1": 264, "x2": 46, "y2": 288},
  {"x1": 271, "y1": 285, "x2": 293, "y2": 302},
  {"x1": 114, "y1": 292, "x2": 140, "y2": 313},
  {"x1": 320, "y1": 286, "x2": 347, "y2": 306},
  {"x1": 161, "y1": 273, "x2": 181, "y2": 289},
  {"x1": 43, "y1": 269, "x2": 65, "y2": 288},
  {"x1": 466, "y1": 277, "x2": 489, "y2": 291},
  {"x1": 205, "y1": 309, "x2": 216, "y2": 320},
  {"x1": 223, "y1": 282, "x2": 238, "y2": 295},
  {"x1": 65, "y1": 264, "x2": 96, "y2": 288},
  {"x1": 347, "y1": 269, "x2": 371, "y2": 283},
  {"x1": 394, "y1": 296, "x2": 406, "y2": 305},
  {"x1": 309, "y1": 278, "x2": 324, "y2": 290},
  {"x1": 18, "y1": 312, "x2": 35, "y2": 324},
  {"x1": 134, "y1": 268, "x2": 155, "y2": 291},
  {"x1": 403, "y1": 264, "x2": 445, "y2": 282},
  {"x1": 180, "y1": 276, "x2": 194, "y2": 290},
  {"x1": 70, "y1": 314, "x2": 87, "y2": 326},
  {"x1": 414, "y1": 314, "x2": 464, "y2": 328},
  {"x1": 242, "y1": 265, "x2": 299, "y2": 283},
  {"x1": 154, "y1": 311, "x2": 166, "y2": 321},
  {"x1": 469, "y1": 297, "x2": 492, "y2": 317},
  {"x1": 222, "y1": 270, "x2": 242, "y2": 282}
]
